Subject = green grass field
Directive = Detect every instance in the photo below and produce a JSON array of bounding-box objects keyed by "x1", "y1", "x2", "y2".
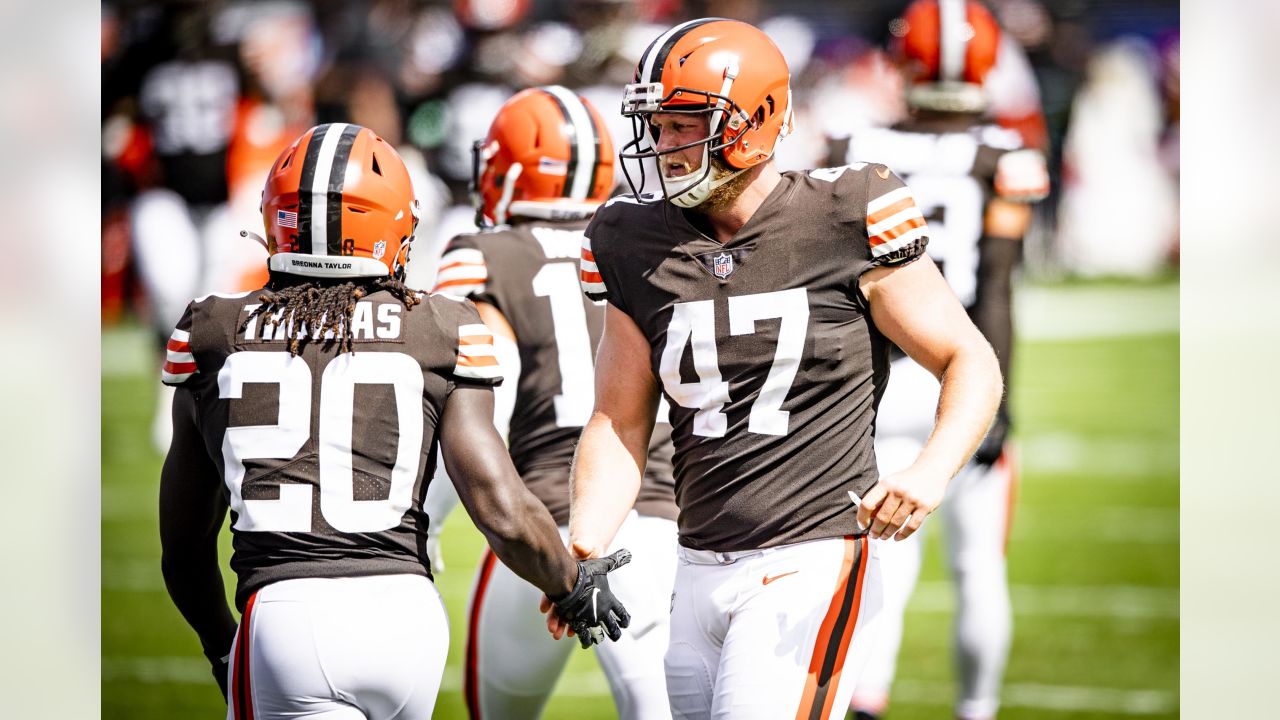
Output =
[{"x1": 102, "y1": 280, "x2": 1178, "y2": 719}]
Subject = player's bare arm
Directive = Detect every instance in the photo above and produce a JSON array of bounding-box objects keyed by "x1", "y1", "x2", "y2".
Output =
[
  {"x1": 568, "y1": 302, "x2": 661, "y2": 559},
  {"x1": 441, "y1": 384, "x2": 634, "y2": 647},
  {"x1": 439, "y1": 385, "x2": 578, "y2": 595},
  {"x1": 158, "y1": 387, "x2": 238, "y2": 699},
  {"x1": 858, "y1": 256, "x2": 1003, "y2": 540}
]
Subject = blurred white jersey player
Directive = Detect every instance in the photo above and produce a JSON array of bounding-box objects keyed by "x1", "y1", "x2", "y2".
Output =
[
  {"x1": 844, "y1": 2, "x2": 1049, "y2": 719},
  {"x1": 423, "y1": 86, "x2": 678, "y2": 720}
]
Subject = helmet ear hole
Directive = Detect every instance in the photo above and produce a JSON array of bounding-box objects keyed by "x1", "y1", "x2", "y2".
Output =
[{"x1": 371, "y1": 153, "x2": 383, "y2": 176}]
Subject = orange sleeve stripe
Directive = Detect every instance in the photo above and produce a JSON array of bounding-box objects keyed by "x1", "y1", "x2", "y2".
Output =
[
  {"x1": 581, "y1": 248, "x2": 595, "y2": 262},
  {"x1": 166, "y1": 339, "x2": 191, "y2": 353},
  {"x1": 458, "y1": 335, "x2": 493, "y2": 346},
  {"x1": 163, "y1": 360, "x2": 197, "y2": 374},
  {"x1": 434, "y1": 277, "x2": 485, "y2": 290},
  {"x1": 867, "y1": 196, "x2": 916, "y2": 226},
  {"x1": 869, "y1": 216, "x2": 925, "y2": 246},
  {"x1": 438, "y1": 260, "x2": 486, "y2": 273},
  {"x1": 580, "y1": 269, "x2": 603, "y2": 283},
  {"x1": 458, "y1": 354, "x2": 499, "y2": 367}
]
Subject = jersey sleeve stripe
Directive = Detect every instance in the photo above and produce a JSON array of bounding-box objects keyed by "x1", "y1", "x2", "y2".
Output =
[
  {"x1": 433, "y1": 279, "x2": 487, "y2": 296},
  {"x1": 866, "y1": 196, "x2": 917, "y2": 226},
  {"x1": 870, "y1": 225, "x2": 927, "y2": 256},
  {"x1": 866, "y1": 186, "x2": 913, "y2": 215},
  {"x1": 169, "y1": 328, "x2": 191, "y2": 343},
  {"x1": 867, "y1": 207, "x2": 925, "y2": 237},
  {"x1": 166, "y1": 349, "x2": 195, "y2": 365},
  {"x1": 166, "y1": 337, "x2": 191, "y2": 353}
]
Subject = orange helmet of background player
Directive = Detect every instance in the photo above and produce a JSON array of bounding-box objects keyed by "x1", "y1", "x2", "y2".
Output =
[
  {"x1": 261, "y1": 123, "x2": 418, "y2": 279},
  {"x1": 472, "y1": 85, "x2": 614, "y2": 227},
  {"x1": 892, "y1": 0, "x2": 1001, "y2": 112},
  {"x1": 620, "y1": 18, "x2": 794, "y2": 207}
]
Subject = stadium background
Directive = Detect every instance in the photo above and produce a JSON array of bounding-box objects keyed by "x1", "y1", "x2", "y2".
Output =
[{"x1": 101, "y1": 0, "x2": 1179, "y2": 717}]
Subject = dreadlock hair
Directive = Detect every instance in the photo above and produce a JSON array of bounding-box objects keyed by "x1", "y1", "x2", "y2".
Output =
[{"x1": 246, "y1": 273, "x2": 422, "y2": 356}]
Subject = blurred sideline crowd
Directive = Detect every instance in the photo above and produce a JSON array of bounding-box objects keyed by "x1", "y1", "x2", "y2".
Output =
[{"x1": 101, "y1": 0, "x2": 1179, "y2": 330}]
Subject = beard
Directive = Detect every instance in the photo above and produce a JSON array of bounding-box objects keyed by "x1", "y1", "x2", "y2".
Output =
[{"x1": 695, "y1": 157, "x2": 756, "y2": 212}]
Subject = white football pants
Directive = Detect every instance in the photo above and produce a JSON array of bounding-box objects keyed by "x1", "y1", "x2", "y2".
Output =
[
  {"x1": 225, "y1": 574, "x2": 449, "y2": 720},
  {"x1": 465, "y1": 512, "x2": 678, "y2": 720},
  {"x1": 665, "y1": 535, "x2": 884, "y2": 720},
  {"x1": 851, "y1": 358, "x2": 1015, "y2": 720}
]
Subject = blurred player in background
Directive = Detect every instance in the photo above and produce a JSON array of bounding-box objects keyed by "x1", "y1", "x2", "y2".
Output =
[
  {"x1": 425, "y1": 86, "x2": 679, "y2": 720},
  {"x1": 569, "y1": 18, "x2": 1002, "y2": 719},
  {"x1": 158, "y1": 123, "x2": 633, "y2": 718},
  {"x1": 843, "y1": 2, "x2": 1050, "y2": 719}
]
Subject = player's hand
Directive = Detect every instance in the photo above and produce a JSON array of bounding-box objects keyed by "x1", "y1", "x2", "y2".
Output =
[
  {"x1": 856, "y1": 468, "x2": 949, "y2": 541},
  {"x1": 547, "y1": 549, "x2": 633, "y2": 648},
  {"x1": 204, "y1": 648, "x2": 231, "y2": 702}
]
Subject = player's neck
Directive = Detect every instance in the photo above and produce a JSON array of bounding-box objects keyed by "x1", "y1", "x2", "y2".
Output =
[{"x1": 697, "y1": 164, "x2": 781, "y2": 244}]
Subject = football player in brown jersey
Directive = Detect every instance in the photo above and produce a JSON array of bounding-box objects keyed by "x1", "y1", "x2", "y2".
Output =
[
  {"x1": 845, "y1": 3, "x2": 1051, "y2": 719},
  {"x1": 158, "y1": 123, "x2": 632, "y2": 719},
  {"x1": 562, "y1": 18, "x2": 1003, "y2": 719},
  {"x1": 425, "y1": 86, "x2": 681, "y2": 719}
]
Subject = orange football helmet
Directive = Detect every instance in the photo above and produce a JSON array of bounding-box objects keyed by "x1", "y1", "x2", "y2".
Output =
[
  {"x1": 620, "y1": 18, "x2": 794, "y2": 207},
  {"x1": 892, "y1": 0, "x2": 1002, "y2": 113},
  {"x1": 472, "y1": 86, "x2": 614, "y2": 227},
  {"x1": 260, "y1": 123, "x2": 418, "y2": 279}
]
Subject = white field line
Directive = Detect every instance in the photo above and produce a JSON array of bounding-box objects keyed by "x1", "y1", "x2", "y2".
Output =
[
  {"x1": 908, "y1": 581, "x2": 1179, "y2": 619},
  {"x1": 102, "y1": 657, "x2": 1176, "y2": 713},
  {"x1": 891, "y1": 679, "x2": 1178, "y2": 715},
  {"x1": 1015, "y1": 283, "x2": 1178, "y2": 341},
  {"x1": 1019, "y1": 432, "x2": 1178, "y2": 478}
]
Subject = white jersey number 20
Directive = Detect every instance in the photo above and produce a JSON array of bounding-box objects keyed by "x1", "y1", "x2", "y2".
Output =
[{"x1": 219, "y1": 351, "x2": 423, "y2": 534}]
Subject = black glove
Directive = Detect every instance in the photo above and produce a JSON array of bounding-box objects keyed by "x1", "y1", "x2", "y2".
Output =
[
  {"x1": 973, "y1": 406, "x2": 1010, "y2": 467},
  {"x1": 551, "y1": 549, "x2": 633, "y2": 649},
  {"x1": 204, "y1": 647, "x2": 231, "y2": 701}
]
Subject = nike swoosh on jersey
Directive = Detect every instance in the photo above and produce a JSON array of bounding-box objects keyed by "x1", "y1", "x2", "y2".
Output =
[{"x1": 762, "y1": 570, "x2": 800, "y2": 585}]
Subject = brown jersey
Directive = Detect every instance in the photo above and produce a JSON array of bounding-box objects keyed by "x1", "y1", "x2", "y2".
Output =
[
  {"x1": 580, "y1": 165, "x2": 929, "y2": 552},
  {"x1": 435, "y1": 219, "x2": 677, "y2": 525},
  {"x1": 161, "y1": 285, "x2": 501, "y2": 609}
]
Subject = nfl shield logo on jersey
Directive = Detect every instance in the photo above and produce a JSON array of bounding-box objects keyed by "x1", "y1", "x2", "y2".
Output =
[
  {"x1": 372, "y1": 240, "x2": 386, "y2": 260},
  {"x1": 713, "y1": 252, "x2": 734, "y2": 278}
]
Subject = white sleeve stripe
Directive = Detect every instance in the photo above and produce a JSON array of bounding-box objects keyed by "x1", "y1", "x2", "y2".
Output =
[
  {"x1": 458, "y1": 324, "x2": 490, "y2": 337},
  {"x1": 867, "y1": 186, "x2": 913, "y2": 214},
  {"x1": 170, "y1": 328, "x2": 191, "y2": 342},
  {"x1": 434, "y1": 265, "x2": 489, "y2": 283},
  {"x1": 439, "y1": 248, "x2": 486, "y2": 265},
  {"x1": 580, "y1": 258, "x2": 599, "y2": 273},
  {"x1": 581, "y1": 281, "x2": 607, "y2": 293},
  {"x1": 454, "y1": 364, "x2": 502, "y2": 380},
  {"x1": 162, "y1": 371, "x2": 195, "y2": 384},
  {"x1": 433, "y1": 283, "x2": 485, "y2": 298},
  {"x1": 867, "y1": 207, "x2": 925, "y2": 236},
  {"x1": 166, "y1": 350, "x2": 195, "y2": 364},
  {"x1": 459, "y1": 344, "x2": 496, "y2": 358},
  {"x1": 871, "y1": 226, "x2": 927, "y2": 256}
]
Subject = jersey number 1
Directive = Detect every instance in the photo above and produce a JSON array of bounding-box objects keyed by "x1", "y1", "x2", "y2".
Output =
[
  {"x1": 219, "y1": 351, "x2": 423, "y2": 533},
  {"x1": 659, "y1": 288, "x2": 809, "y2": 438}
]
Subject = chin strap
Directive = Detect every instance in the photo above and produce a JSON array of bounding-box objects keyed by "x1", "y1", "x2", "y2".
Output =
[
  {"x1": 663, "y1": 145, "x2": 746, "y2": 209},
  {"x1": 240, "y1": 230, "x2": 269, "y2": 252}
]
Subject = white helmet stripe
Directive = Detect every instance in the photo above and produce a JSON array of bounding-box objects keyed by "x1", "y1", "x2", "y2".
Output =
[
  {"x1": 542, "y1": 85, "x2": 597, "y2": 201},
  {"x1": 307, "y1": 123, "x2": 350, "y2": 256},
  {"x1": 640, "y1": 18, "x2": 713, "y2": 87},
  {"x1": 939, "y1": 0, "x2": 968, "y2": 83}
]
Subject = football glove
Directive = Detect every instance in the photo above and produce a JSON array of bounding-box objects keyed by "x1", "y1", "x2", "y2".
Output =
[
  {"x1": 204, "y1": 648, "x2": 231, "y2": 701},
  {"x1": 550, "y1": 549, "x2": 633, "y2": 649}
]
